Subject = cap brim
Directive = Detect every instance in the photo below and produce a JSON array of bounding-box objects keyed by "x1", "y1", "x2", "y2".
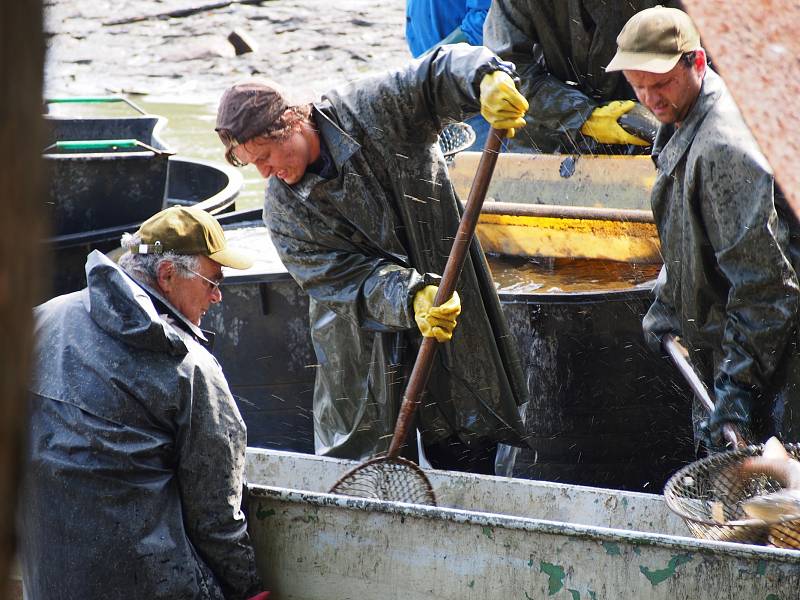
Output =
[
  {"x1": 606, "y1": 51, "x2": 681, "y2": 74},
  {"x1": 209, "y1": 247, "x2": 254, "y2": 270}
]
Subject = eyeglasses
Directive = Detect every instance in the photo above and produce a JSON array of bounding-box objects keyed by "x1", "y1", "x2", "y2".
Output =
[{"x1": 183, "y1": 266, "x2": 223, "y2": 292}]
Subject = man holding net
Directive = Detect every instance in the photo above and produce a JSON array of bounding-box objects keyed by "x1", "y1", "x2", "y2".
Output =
[
  {"x1": 606, "y1": 6, "x2": 800, "y2": 450},
  {"x1": 215, "y1": 44, "x2": 531, "y2": 474}
]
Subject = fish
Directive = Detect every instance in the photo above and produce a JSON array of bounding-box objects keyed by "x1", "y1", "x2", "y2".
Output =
[
  {"x1": 737, "y1": 437, "x2": 800, "y2": 522},
  {"x1": 738, "y1": 436, "x2": 800, "y2": 490},
  {"x1": 742, "y1": 489, "x2": 800, "y2": 521}
]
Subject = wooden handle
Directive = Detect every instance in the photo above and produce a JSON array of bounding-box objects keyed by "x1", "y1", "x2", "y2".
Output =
[
  {"x1": 387, "y1": 128, "x2": 505, "y2": 458},
  {"x1": 663, "y1": 333, "x2": 744, "y2": 449}
]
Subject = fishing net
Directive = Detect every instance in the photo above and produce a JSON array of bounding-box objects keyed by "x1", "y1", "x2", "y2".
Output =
[
  {"x1": 663, "y1": 442, "x2": 800, "y2": 548},
  {"x1": 329, "y1": 455, "x2": 437, "y2": 506},
  {"x1": 438, "y1": 122, "x2": 476, "y2": 158}
]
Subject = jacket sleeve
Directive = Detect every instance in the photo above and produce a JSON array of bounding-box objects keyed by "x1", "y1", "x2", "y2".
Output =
[
  {"x1": 483, "y1": 0, "x2": 596, "y2": 138},
  {"x1": 176, "y1": 358, "x2": 261, "y2": 600},
  {"x1": 699, "y1": 143, "x2": 800, "y2": 393},
  {"x1": 642, "y1": 265, "x2": 680, "y2": 353},
  {"x1": 264, "y1": 192, "x2": 434, "y2": 331},
  {"x1": 335, "y1": 43, "x2": 516, "y2": 146}
]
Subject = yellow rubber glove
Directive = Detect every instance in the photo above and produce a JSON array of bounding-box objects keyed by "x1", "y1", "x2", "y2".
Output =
[
  {"x1": 479, "y1": 71, "x2": 528, "y2": 138},
  {"x1": 413, "y1": 285, "x2": 462, "y2": 343},
  {"x1": 579, "y1": 100, "x2": 650, "y2": 146}
]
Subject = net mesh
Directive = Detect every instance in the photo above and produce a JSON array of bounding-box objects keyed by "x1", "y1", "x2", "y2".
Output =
[
  {"x1": 664, "y1": 442, "x2": 800, "y2": 548},
  {"x1": 329, "y1": 456, "x2": 437, "y2": 506},
  {"x1": 438, "y1": 122, "x2": 476, "y2": 158}
]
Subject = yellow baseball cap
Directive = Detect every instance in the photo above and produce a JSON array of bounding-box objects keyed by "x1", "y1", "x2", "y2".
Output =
[
  {"x1": 606, "y1": 5, "x2": 701, "y2": 74},
  {"x1": 132, "y1": 206, "x2": 253, "y2": 270}
]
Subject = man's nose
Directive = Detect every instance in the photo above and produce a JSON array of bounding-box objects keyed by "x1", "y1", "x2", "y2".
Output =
[
  {"x1": 254, "y1": 160, "x2": 273, "y2": 179},
  {"x1": 643, "y1": 89, "x2": 659, "y2": 107},
  {"x1": 210, "y1": 286, "x2": 222, "y2": 304}
]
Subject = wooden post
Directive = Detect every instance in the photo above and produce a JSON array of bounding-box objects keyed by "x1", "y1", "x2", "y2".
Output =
[{"x1": 0, "y1": 0, "x2": 46, "y2": 595}]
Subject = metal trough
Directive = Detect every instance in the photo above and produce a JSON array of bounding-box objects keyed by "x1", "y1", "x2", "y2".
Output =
[
  {"x1": 245, "y1": 448, "x2": 800, "y2": 599},
  {"x1": 448, "y1": 152, "x2": 657, "y2": 210}
]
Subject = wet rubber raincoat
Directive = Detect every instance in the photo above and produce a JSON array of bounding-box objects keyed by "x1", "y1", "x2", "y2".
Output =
[
  {"x1": 18, "y1": 251, "x2": 261, "y2": 600},
  {"x1": 642, "y1": 70, "x2": 800, "y2": 443},
  {"x1": 483, "y1": 0, "x2": 677, "y2": 153},
  {"x1": 263, "y1": 45, "x2": 529, "y2": 460}
]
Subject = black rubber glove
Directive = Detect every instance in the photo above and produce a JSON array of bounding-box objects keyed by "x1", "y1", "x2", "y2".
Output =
[{"x1": 703, "y1": 375, "x2": 755, "y2": 450}]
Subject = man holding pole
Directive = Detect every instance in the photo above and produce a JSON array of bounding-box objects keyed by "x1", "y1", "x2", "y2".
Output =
[
  {"x1": 215, "y1": 45, "x2": 531, "y2": 473},
  {"x1": 607, "y1": 6, "x2": 800, "y2": 449}
]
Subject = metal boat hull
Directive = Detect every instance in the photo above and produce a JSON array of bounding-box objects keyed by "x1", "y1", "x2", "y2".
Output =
[{"x1": 246, "y1": 448, "x2": 799, "y2": 600}]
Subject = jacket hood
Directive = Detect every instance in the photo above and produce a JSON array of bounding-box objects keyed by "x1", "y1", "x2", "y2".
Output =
[{"x1": 84, "y1": 250, "x2": 188, "y2": 355}]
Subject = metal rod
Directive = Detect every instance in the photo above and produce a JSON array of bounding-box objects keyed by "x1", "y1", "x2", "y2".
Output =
[
  {"x1": 480, "y1": 201, "x2": 654, "y2": 224},
  {"x1": 663, "y1": 333, "x2": 743, "y2": 449},
  {"x1": 387, "y1": 128, "x2": 505, "y2": 458}
]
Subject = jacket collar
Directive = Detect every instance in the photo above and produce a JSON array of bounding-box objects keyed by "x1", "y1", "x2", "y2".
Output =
[
  {"x1": 312, "y1": 102, "x2": 360, "y2": 168},
  {"x1": 283, "y1": 103, "x2": 361, "y2": 200},
  {"x1": 653, "y1": 69, "x2": 724, "y2": 176}
]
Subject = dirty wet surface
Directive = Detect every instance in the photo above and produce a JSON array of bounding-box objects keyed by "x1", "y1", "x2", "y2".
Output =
[
  {"x1": 44, "y1": 0, "x2": 409, "y2": 103},
  {"x1": 219, "y1": 219, "x2": 661, "y2": 294}
]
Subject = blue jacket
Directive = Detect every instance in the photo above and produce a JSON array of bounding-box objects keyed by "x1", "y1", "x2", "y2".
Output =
[{"x1": 405, "y1": 0, "x2": 491, "y2": 57}]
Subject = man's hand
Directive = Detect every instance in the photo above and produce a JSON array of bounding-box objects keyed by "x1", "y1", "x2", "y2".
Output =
[
  {"x1": 413, "y1": 285, "x2": 461, "y2": 343},
  {"x1": 580, "y1": 100, "x2": 651, "y2": 146},
  {"x1": 479, "y1": 71, "x2": 528, "y2": 138},
  {"x1": 702, "y1": 379, "x2": 755, "y2": 451}
]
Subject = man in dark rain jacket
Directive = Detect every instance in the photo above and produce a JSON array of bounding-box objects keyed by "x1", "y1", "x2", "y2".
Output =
[
  {"x1": 483, "y1": 0, "x2": 679, "y2": 153},
  {"x1": 18, "y1": 207, "x2": 267, "y2": 599},
  {"x1": 607, "y1": 6, "x2": 800, "y2": 448},
  {"x1": 215, "y1": 45, "x2": 530, "y2": 473}
]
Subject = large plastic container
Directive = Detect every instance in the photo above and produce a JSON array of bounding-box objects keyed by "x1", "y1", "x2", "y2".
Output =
[
  {"x1": 502, "y1": 284, "x2": 694, "y2": 491},
  {"x1": 205, "y1": 210, "x2": 317, "y2": 453},
  {"x1": 43, "y1": 97, "x2": 173, "y2": 236},
  {"x1": 43, "y1": 157, "x2": 242, "y2": 299}
]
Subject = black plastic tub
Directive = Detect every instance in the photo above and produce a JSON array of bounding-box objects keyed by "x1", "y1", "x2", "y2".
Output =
[
  {"x1": 43, "y1": 156, "x2": 242, "y2": 299},
  {"x1": 44, "y1": 110, "x2": 174, "y2": 235},
  {"x1": 501, "y1": 287, "x2": 695, "y2": 491},
  {"x1": 205, "y1": 210, "x2": 317, "y2": 453}
]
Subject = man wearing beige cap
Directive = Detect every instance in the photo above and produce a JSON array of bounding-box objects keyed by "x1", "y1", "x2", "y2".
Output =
[
  {"x1": 215, "y1": 45, "x2": 531, "y2": 474},
  {"x1": 18, "y1": 207, "x2": 269, "y2": 599},
  {"x1": 608, "y1": 6, "x2": 800, "y2": 450}
]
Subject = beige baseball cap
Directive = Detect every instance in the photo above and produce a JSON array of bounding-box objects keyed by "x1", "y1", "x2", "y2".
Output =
[
  {"x1": 132, "y1": 206, "x2": 253, "y2": 270},
  {"x1": 606, "y1": 5, "x2": 701, "y2": 74}
]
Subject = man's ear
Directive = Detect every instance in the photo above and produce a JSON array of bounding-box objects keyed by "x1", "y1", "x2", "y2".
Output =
[
  {"x1": 156, "y1": 261, "x2": 176, "y2": 293},
  {"x1": 694, "y1": 48, "x2": 707, "y2": 75}
]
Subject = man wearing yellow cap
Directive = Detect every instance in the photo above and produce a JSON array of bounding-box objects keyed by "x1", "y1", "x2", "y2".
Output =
[
  {"x1": 18, "y1": 207, "x2": 269, "y2": 599},
  {"x1": 607, "y1": 6, "x2": 800, "y2": 450},
  {"x1": 215, "y1": 45, "x2": 531, "y2": 473}
]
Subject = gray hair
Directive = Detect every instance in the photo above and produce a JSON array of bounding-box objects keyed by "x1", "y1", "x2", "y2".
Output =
[{"x1": 118, "y1": 232, "x2": 200, "y2": 286}]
